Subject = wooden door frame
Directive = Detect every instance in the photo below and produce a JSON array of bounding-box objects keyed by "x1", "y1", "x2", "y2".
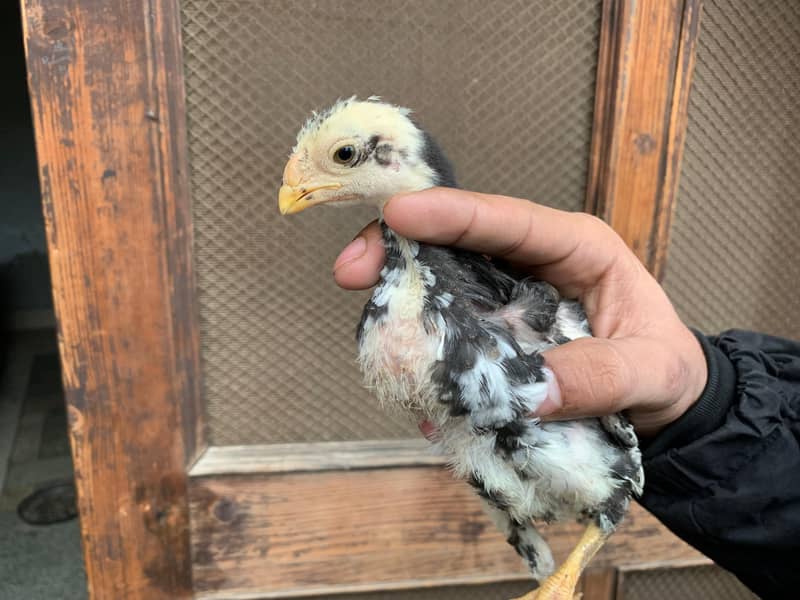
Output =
[
  {"x1": 21, "y1": 0, "x2": 701, "y2": 598},
  {"x1": 21, "y1": 0, "x2": 202, "y2": 597},
  {"x1": 587, "y1": 0, "x2": 702, "y2": 281}
]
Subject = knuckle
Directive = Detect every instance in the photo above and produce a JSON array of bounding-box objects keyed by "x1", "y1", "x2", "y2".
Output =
[
  {"x1": 577, "y1": 213, "x2": 631, "y2": 253},
  {"x1": 576, "y1": 212, "x2": 612, "y2": 235}
]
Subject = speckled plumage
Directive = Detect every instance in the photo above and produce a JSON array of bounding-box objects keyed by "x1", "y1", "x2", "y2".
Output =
[{"x1": 282, "y1": 99, "x2": 644, "y2": 587}]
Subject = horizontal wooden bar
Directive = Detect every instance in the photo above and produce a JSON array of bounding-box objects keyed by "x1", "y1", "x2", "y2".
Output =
[
  {"x1": 190, "y1": 440, "x2": 442, "y2": 477},
  {"x1": 617, "y1": 557, "x2": 711, "y2": 573},
  {"x1": 194, "y1": 575, "x2": 537, "y2": 600},
  {"x1": 189, "y1": 464, "x2": 706, "y2": 598}
]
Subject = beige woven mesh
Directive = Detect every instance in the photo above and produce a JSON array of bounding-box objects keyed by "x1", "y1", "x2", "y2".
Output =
[
  {"x1": 293, "y1": 580, "x2": 533, "y2": 600},
  {"x1": 262, "y1": 565, "x2": 758, "y2": 600},
  {"x1": 621, "y1": 565, "x2": 756, "y2": 600},
  {"x1": 663, "y1": 1, "x2": 800, "y2": 339},
  {"x1": 181, "y1": 0, "x2": 603, "y2": 444}
]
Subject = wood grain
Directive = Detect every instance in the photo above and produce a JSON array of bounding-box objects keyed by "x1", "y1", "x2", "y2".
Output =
[
  {"x1": 189, "y1": 466, "x2": 706, "y2": 599},
  {"x1": 190, "y1": 440, "x2": 442, "y2": 476},
  {"x1": 21, "y1": 0, "x2": 204, "y2": 597},
  {"x1": 580, "y1": 568, "x2": 618, "y2": 600},
  {"x1": 586, "y1": 0, "x2": 702, "y2": 279}
]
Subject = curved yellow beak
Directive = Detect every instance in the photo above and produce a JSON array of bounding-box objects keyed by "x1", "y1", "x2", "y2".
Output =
[{"x1": 278, "y1": 183, "x2": 342, "y2": 215}]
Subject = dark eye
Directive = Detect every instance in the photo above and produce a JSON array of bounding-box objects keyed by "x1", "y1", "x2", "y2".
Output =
[{"x1": 333, "y1": 145, "x2": 357, "y2": 165}]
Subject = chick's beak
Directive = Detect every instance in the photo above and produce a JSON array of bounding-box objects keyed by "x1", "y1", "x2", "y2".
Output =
[
  {"x1": 278, "y1": 152, "x2": 342, "y2": 215},
  {"x1": 278, "y1": 183, "x2": 342, "y2": 215}
]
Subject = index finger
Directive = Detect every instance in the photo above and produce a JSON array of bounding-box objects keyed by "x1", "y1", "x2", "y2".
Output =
[{"x1": 383, "y1": 188, "x2": 623, "y2": 292}]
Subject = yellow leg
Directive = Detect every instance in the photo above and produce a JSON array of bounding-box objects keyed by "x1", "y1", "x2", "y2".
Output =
[{"x1": 511, "y1": 521, "x2": 610, "y2": 600}]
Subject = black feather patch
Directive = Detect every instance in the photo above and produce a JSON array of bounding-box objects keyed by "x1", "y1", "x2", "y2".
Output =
[
  {"x1": 595, "y1": 482, "x2": 632, "y2": 531},
  {"x1": 511, "y1": 278, "x2": 560, "y2": 332},
  {"x1": 417, "y1": 127, "x2": 457, "y2": 187},
  {"x1": 468, "y1": 474, "x2": 510, "y2": 511},
  {"x1": 375, "y1": 143, "x2": 393, "y2": 166},
  {"x1": 356, "y1": 299, "x2": 387, "y2": 343},
  {"x1": 350, "y1": 135, "x2": 380, "y2": 168},
  {"x1": 381, "y1": 222, "x2": 406, "y2": 271},
  {"x1": 495, "y1": 420, "x2": 532, "y2": 456}
]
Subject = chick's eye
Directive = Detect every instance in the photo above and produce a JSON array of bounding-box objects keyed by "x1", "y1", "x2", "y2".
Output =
[{"x1": 333, "y1": 145, "x2": 357, "y2": 165}]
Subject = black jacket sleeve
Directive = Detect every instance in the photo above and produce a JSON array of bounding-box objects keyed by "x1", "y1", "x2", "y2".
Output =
[{"x1": 638, "y1": 329, "x2": 800, "y2": 600}]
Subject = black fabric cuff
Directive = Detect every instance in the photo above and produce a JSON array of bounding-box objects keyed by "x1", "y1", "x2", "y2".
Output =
[{"x1": 641, "y1": 331, "x2": 737, "y2": 460}]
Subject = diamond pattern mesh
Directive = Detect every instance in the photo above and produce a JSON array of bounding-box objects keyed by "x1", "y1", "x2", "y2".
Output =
[
  {"x1": 270, "y1": 565, "x2": 758, "y2": 600},
  {"x1": 621, "y1": 565, "x2": 756, "y2": 600},
  {"x1": 293, "y1": 581, "x2": 533, "y2": 600},
  {"x1": 180, "y1": 0, "x2": 603, "y2": 444},
  {"x1": 663, "y1": 1, "x2": 800, "y2": 339}
]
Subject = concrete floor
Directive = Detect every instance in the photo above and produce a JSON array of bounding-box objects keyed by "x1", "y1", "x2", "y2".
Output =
[
  {"x1": 0, "y1": 331, "x2": 86, "y2": 600},
  {"x1": 0, "y1": 512, "x2": 85, "y2": 600}
]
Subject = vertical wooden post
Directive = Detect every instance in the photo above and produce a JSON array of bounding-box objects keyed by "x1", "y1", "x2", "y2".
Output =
[
  {"x1": 587, "y1": 0, "x2": 702, "y2": 280},
  {"x1": 581, "y1": 567, "x2": 619, "y2": 600},
  {"x1": 20, "y1": 1, "x2": 204, "y2": 597}
]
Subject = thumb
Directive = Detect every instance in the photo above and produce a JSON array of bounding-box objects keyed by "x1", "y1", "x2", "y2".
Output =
[
  {"x1": 332, "y1": 221, "x2": 385, "y2": 290},
  {"x1": 538, "y1": 336, "x2": 681, "y2": 421}
]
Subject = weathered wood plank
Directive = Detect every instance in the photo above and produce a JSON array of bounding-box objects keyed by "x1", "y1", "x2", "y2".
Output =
[
  {"x1": 190, "y1": 440, "x2": 443, "y2": 476},
  {"x1": 21, "y1": 1, "x2": 203, "y2": 597},
  {"x1": 190, "y1": 466, "x2": 706, "y2": 598},
  {"x1": 586, "y1": 0, "x2": 702, "y2": 279},
  {"x1": 580, "y1": 568, "x2": 618, "y2": 600}
]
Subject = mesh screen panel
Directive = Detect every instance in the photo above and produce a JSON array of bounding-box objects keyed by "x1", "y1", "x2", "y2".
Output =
[
  {"x1": 181, "y1": 0, "x2": 603, "y2": 444},
  {"x1": 293, "y1": 580, "x2": 534, "y2": 600},
  {"x1": 662, "y1": 1, "x2": 800, "y2": 338},
  {"x1": 621, "y1": 565, "x2": 756, "y2": 600}
]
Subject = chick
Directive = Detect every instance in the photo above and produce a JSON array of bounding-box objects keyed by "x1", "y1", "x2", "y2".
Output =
[{"x1": 279, "y1": 98, "x2": 643, "y2": 599}]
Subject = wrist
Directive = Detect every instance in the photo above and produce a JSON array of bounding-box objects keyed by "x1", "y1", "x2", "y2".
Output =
[
  {"x1": 640, "y1": 331, "x2": 736, "y2": 458},
  {"x1": 675, "y1": 327, "x2": 710, "y2": 421},
  {"x1": 633, "y1": 327, "x2": 708, "y2": 439}
]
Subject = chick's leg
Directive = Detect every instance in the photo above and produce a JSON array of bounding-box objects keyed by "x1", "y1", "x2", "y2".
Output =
[
  {"x1": 481, "y1": 501, "x2": 555, "y2": 584},
  {"x1": 511, "y1": 520, "x2": 610, "y2": 600}
]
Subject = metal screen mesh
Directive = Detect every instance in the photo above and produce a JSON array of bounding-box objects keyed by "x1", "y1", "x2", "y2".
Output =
[
  {"x1": 181, "y1": 0, "x2": 603, "y2": 444},
  {"x1": 268, "y1": 565, "x2": 759, "y2": 600},
  {"x1": 621, "y1": 565, "x2": 756, "y2": 600},
  {"x1": 294, "y1": 580, "x2": 533, "y2": 600},
  {"x1": 663, "y1": 1, "x2": 800, "y2": 339}
]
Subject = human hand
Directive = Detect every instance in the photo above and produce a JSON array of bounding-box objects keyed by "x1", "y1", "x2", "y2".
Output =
[{"x1": 333, "y1": 188, "x2": 708, "y2": 438}]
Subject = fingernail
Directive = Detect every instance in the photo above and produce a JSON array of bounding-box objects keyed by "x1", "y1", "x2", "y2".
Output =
[
  {"x1": 418, "y1": 420, "x2": 439, "y2": 441},
  {"x1": 333, "y1": 236, "x2": 367, "y2": 272},
  {"x1": 535, "y1": 368, "x2": 562, "y2": 417}
]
